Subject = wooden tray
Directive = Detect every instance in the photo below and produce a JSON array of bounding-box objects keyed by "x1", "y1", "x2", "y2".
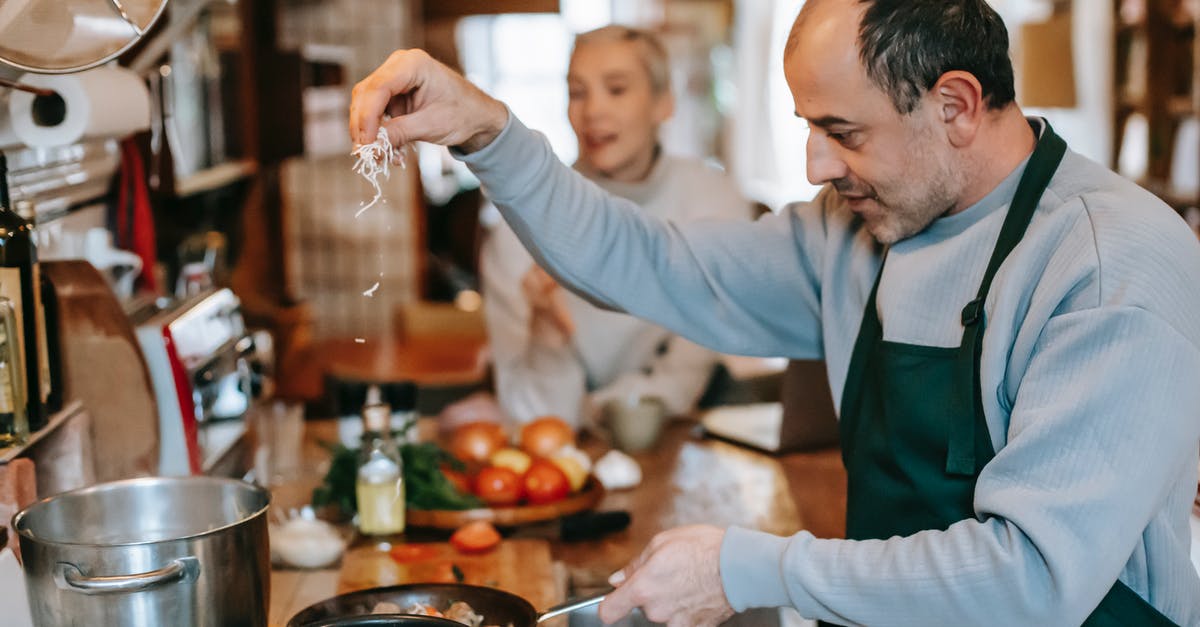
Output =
[{"x1": 406, "y1": 476, "x2": 605, "y2": 529}]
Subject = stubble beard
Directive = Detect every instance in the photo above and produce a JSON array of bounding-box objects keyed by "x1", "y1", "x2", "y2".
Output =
[{"x1": 866, "y1": 146, "x2": 962, "y2": 245}]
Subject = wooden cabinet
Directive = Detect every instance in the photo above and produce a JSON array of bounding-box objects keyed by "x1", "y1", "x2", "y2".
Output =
[{"x1": 1112, "y1": 0, "x2": 1199, "y2": 211}]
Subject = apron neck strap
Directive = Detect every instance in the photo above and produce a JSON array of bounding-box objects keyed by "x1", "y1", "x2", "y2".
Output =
[{"x1": 961, "y1": 120, "x2": 1068, "y2": 327}]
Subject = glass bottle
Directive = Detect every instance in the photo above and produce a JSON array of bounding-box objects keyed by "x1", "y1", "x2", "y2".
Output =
[
  {"x1": 0, "y1": 297, "x2": 28, "y2": 448},
  {"x1": 0, "y1": 153, "x2": 47, "y2": 429},
  {"x1": 356, "y1": 388, "x2": 405, "y2": 535},
  {"x1": 15, "y1": 200, "x2": 58, "y2": 415}
]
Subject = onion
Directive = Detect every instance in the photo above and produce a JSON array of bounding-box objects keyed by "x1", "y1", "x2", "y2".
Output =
[
  {"x1": 519, "y1": 416, "x2": 574, "y2": 459},
  {"x1": 448, "y1": 421, "x2": 507, "y2": 464}
]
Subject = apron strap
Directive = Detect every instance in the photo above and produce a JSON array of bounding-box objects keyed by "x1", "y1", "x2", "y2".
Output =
[{"x1": 945, "y1": 123, "x2": 1068, "y2": 475}]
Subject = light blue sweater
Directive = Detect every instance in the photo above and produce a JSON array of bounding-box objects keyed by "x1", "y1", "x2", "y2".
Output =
[{"x1": 458, "y1": 114, "x2": 1200, "y2": 626}]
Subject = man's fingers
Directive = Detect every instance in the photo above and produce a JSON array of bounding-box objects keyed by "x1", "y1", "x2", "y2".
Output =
[
  {"x1": 607, "y1": 542, "x2": 653, "y2": 588},
  {"x1": 381, "y1": 115, "x2": 416, "y2": 148},
  {"x1": 350, "y1": 51, "x2": 426, "y2": 144},
  {"x1": 351, "y1": 87, "x2": 393, "y2": 145},
  {"x1": 597, "y1": 575, "x2": 640, "y2": 624}
]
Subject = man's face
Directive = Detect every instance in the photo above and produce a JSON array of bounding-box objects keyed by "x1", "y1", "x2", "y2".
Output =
[
  {"x1": 784, "y1": 4, "x2": 964, "y2": 244},
  {"x1": 567, "y1": 40, "x2": 672, "y2": 182}
]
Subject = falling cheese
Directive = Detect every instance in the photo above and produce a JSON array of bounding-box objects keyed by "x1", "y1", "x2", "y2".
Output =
[{"x1": 352, "y1": 125, "x2": 405, "y2": 218}]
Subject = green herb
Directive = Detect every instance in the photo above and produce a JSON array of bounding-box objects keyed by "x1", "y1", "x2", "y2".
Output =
[
  {"x1": 311, "y1": 435, "x2": 482, "y2": 516},
  {"x1": 451, "y1": 564, "x2": 464, "y2": 583},
  {"x1": 402, "y1": 442, "x2": 483, "y2": 511},
  {"x1": 311, "y1": 442, "x2": 359, "y2": 515}
]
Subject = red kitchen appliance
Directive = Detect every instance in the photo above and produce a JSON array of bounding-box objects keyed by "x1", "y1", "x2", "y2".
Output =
[{"x1": 133, "y1": 288, "x2": 252, "y2": 475}]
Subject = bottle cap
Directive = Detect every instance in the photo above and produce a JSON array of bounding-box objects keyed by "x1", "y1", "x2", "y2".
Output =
[
  {"x1": 362, "y1": 402, "x2": 391, "y2": 433},
  {"x1": 365, "y1": 384, "x2": 382, "y2": 406}
]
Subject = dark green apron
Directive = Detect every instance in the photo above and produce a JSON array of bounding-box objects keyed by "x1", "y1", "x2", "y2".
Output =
[{"x1": 827, "y1": 123, "x2": 1177, "y2": 626}]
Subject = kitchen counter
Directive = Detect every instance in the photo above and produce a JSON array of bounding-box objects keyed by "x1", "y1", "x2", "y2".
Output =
[{"x1": 265, "y1": 416, "x2": 847, "y2": 625}]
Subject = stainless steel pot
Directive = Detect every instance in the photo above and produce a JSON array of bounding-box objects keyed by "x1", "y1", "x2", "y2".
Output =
[{"x1": 12, "y1": 476, "x2": 270, "y2": 627}]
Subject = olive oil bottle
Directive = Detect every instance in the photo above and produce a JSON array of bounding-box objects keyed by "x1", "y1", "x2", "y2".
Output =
[{"x1": 356, "y1": 387, "x2": 405, "y2": 535}]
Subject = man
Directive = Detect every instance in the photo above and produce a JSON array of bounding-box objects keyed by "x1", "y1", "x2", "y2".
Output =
[{"x1": 350, "y1": 0, "x2": 1200, "y2": 625}]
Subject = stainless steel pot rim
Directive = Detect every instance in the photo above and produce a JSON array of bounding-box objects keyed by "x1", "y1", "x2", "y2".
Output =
[
  {"x1": 0, "y1": 0, "x2": 169, "y2": 75},
  {"x1": 11, "y1": 476, "x2": 271, "y2": 547}
]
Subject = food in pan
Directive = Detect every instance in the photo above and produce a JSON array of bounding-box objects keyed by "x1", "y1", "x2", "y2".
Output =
[{"x1": 370, "y1": 600, "x2": 505, "y2": 627}]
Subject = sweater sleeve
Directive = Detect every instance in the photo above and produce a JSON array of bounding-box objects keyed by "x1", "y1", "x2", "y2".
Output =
[
  {"x1": 458, "y1": 113, "x2": 825, "y2": 359},
  {"x1": 720, "y1": 305, "x2": 1200, "y2": 626}
]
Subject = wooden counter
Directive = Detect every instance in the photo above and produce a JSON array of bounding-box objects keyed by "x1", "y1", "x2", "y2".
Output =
[
  {"x1": 545, "y1": 421, "x2": 846, "y2": 591},
  {"x1": 267, "y1": 418, "x2": 846, "y2": 625}
]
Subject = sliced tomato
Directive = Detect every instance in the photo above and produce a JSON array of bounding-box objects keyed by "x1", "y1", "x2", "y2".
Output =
[
  {"x1": 450, "y1": 520, "x2": 501, "y2": 553},
  {"x1": 389, "y1": 543, "x2": 440, "y2": 564}
]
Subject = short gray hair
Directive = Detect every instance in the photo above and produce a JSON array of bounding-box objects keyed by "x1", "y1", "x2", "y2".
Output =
[{"x1": 572, "y1": 25, "x2": 671, "y2": 95}]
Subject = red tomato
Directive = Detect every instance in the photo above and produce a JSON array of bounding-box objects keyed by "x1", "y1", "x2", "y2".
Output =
[
  {"x1": 522, "y1": 459, "x2": 570, "y2": 505},
  {"x1": 440, "y1": 466, "x2": 472, "y2": 495},
  {"x1": 473, "y1": 466, "x2": 522, "y2": 506},
  {"x1": 450, "y1": 521, "x2": 501, "y2": 553}
]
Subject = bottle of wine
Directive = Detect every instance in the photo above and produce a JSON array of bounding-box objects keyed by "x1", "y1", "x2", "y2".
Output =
[
  {"x1": 16, "y1": 200, "x2": 60, "y2": 415},
  {"x1": 0, "y1": 153, "x2": 48, "y2": 430}
]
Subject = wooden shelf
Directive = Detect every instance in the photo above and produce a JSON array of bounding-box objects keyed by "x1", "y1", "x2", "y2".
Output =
[
  {"x1": 1167, "y1": 95, "x2": 1197, "y2": 117},
  {"x1": 0, "y1": 400, "x2": 85, "y2": 464},
  {"x1": 174, "y1": 159, "x2": 258, "y2": 197},
  {"x1": 1112, "y1": 0, "x2": 1198, "y2": 206}
]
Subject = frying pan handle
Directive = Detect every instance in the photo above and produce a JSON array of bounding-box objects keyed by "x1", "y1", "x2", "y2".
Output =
[{"x1": 537, "y1": 593, "x2": 606, "y2": 623}]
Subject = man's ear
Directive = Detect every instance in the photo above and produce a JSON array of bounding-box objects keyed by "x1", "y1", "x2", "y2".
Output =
[{"x1": 930, "y1": 70, "x2": 984, "y2": 148}]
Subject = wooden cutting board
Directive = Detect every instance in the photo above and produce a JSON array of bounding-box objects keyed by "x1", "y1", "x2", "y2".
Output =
[{"x1": 338, "y1": 538, "x2": 562, "y2": 612}]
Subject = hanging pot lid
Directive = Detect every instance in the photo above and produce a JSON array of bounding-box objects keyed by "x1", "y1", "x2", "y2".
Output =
[{"x1": 0, "y1": 0, "x2": 168, "y2": 74}]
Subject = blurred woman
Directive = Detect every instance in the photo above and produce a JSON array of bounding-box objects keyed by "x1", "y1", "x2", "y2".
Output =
[{"x1": 478, "y1": 25, "x2": 752, "y2": 430}]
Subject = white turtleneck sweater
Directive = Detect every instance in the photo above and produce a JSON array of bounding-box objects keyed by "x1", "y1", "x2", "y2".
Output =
[
  {"x1": 459, "y1": 113, "x2": 1200, "y2": 626},
  {"x1": 481, "y1": 154, "x2": 751, "y2": 427}
]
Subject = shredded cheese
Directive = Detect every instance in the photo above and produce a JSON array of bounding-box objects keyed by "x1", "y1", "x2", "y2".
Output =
[{"x1": 352, "y1": 125, "x2": 405, "y2": 218}]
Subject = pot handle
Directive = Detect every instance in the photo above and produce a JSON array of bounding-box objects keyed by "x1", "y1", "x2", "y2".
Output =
[
  {"x1": 56, "y1": 557, "x2": 199, "y2": 595},
  {"x1": 537, "y1": 593, "x2": 606, "y2": 623}
]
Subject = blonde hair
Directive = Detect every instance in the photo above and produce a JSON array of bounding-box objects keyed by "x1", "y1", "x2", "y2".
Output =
[{"x1": 572, "y1": 25, "x2": 671, "y2": 95}]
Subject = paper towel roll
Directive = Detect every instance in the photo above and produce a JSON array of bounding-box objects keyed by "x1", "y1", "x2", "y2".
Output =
[
  {"x1": 7, "y1": 66, "x2": 150, "y2": 148},
  {"x1": 0, "y1": 111, "x2": 19, "y2": 150}
]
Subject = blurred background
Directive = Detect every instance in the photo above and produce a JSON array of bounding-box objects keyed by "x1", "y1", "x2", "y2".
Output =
[{"x1": 0, "y1": 0, "x2": 1195, "y2": 446}]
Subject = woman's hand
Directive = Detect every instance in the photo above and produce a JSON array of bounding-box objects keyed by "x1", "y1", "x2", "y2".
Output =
[
  {"x1": 522, "y1": 266, "x2": 575, "y2": 340},
  {"x1": 349, "y1": 49, "x2": 509, "y2": 153}
]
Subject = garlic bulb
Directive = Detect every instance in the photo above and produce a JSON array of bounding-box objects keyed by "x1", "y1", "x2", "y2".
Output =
[{"x1": 593, "y1": 449, "x2": 642, "y2": 491}]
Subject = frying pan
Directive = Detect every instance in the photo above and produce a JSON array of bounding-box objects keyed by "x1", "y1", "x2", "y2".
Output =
[{"x1": 288, "y1": 583, "x2": 606, "y2": 627}]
